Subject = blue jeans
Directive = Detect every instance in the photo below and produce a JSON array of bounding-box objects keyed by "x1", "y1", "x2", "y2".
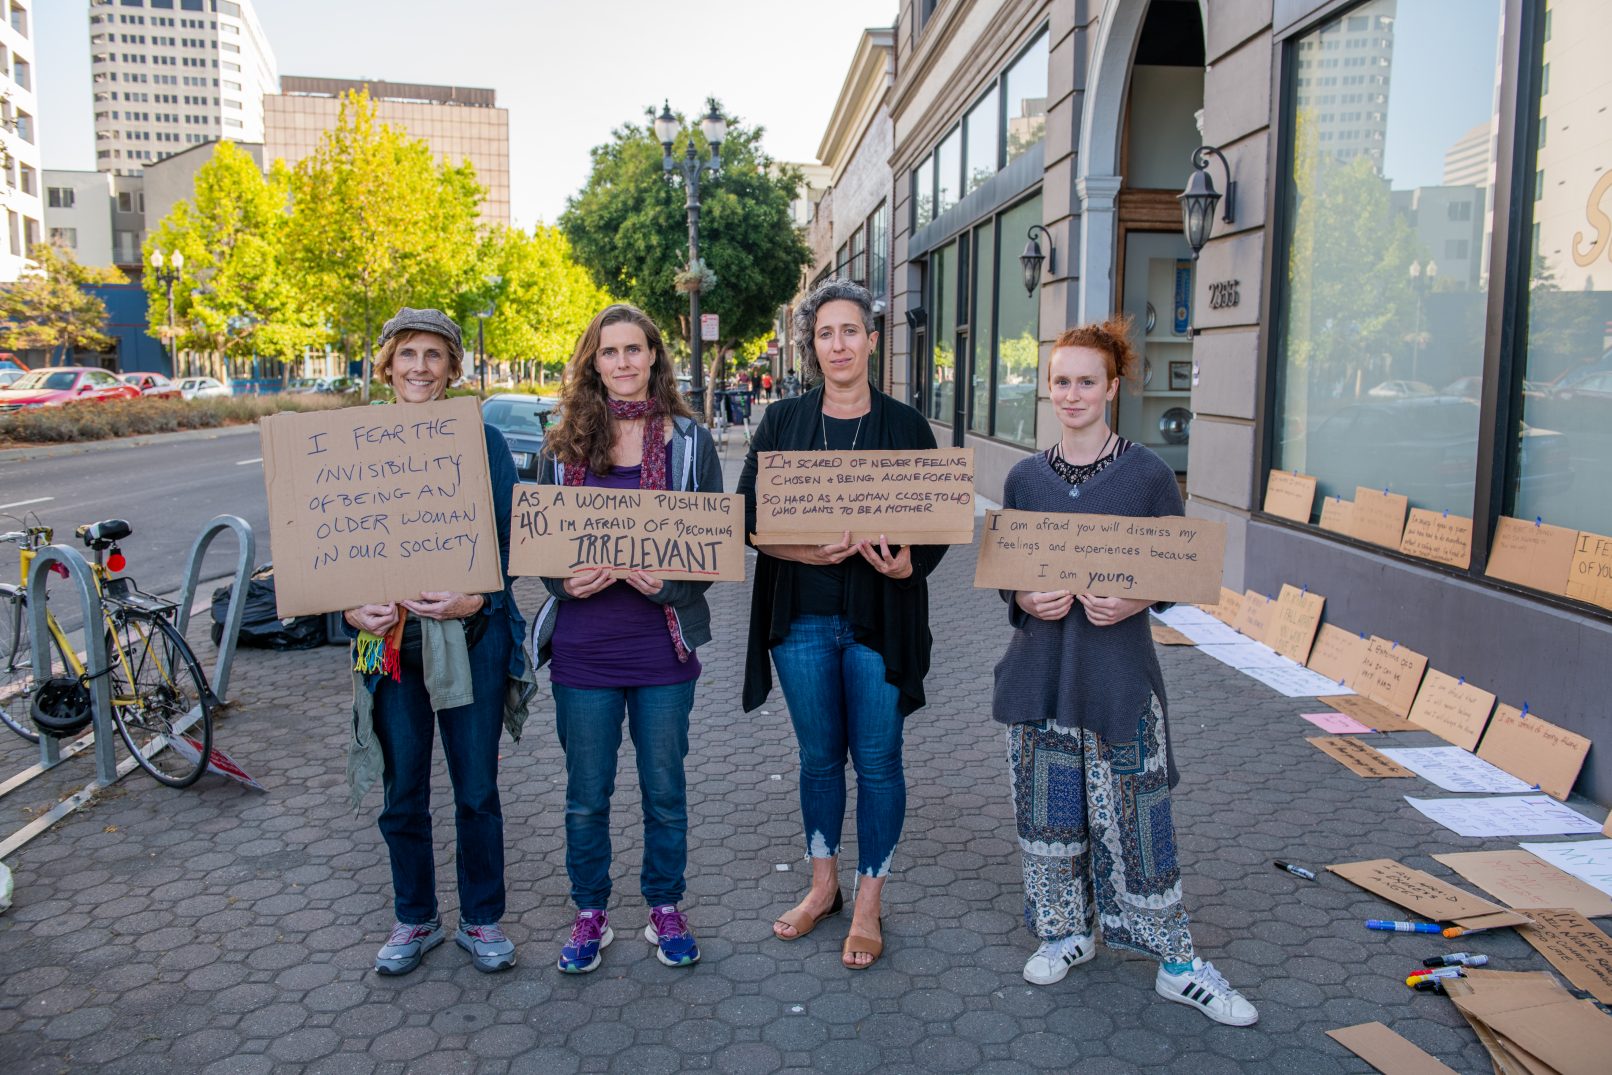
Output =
[
  {"x1": 771, "y1": 614, "x2": 905, "y2": 877},
  {"x1": 553, "y1": 680, "x2": 696, "y2": 909},
  {"x1": 372, "y1": 626, "x2": 512, "y2": 926}
]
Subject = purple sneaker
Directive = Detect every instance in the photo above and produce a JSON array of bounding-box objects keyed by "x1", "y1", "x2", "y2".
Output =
[
  {"x1": 557, "y1": 909, "x2": 613, "y2": 974},
  {"x1": 643, "y1": 904, "x2": 700, "y2": 967}
]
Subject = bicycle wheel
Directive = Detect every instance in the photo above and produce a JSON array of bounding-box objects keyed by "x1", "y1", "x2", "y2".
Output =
[
  {"x1": 106, "y1": 612, "x2": 214, "y2": 787},
  {"x1": 0, "y1": 594, "x2": 75, "y2": 745}
]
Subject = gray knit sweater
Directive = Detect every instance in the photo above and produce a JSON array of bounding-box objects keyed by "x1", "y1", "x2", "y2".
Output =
[{"x1": 990, "y1": 445, "x2": 1184, "y2": 786}]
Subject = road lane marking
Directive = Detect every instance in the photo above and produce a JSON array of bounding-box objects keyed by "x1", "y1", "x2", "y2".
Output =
[
  {"x1": 0, "y1": 496, "x2": 53, "y2": 510},
  {"x1": 235, "y1": 457, "x2": 262, "y2": 466}
]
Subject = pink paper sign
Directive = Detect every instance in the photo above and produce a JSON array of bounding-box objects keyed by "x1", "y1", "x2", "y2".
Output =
[{"x1": 1302, "y1": 711, "x2": 1376, "y2": 735}]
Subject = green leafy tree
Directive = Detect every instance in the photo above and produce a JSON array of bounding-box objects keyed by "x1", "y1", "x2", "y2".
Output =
[
  {"x1": 477, "y1": 224, "x2": 614, "y2": 381},
  {"x1": 0, "y1": 241, "x2": 127, "y2": 364},
  {"x1": 560, "y1": 102, "x2": 810, "y2": 367}
]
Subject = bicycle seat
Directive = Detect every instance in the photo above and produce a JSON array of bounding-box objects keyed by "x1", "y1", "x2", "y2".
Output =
[{"x1": 76, "y1": 519, "x2": 132, "y2": 549}]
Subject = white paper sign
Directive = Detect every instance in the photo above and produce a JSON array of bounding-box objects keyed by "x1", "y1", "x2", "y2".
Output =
[
  {"x1": 1377, "y1": 747, "x2": 1536, "y2": 794},
  {"x1": 1197, "y1": 641, "x2": 1294, "y2": 671},
  {"x1": 1519, "y1": 839, "x2": 1612, "y2": 899},
  {"x1": 1175, "y1": 620, "x2": 1246, "y2": 646},
  {"x1": 1153, "y1": 606, "x2": 1219, "y2": 628},
  {"x1": 1405, "y1": 795, "x2": 1604, "y2": 838},
  {"x1": 1243, "y1": 662, "x2": 1358, "y2": 698}
]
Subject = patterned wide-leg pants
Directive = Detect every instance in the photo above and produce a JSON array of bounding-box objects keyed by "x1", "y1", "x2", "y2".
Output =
[{"x1": 1006, "y1": 697, "x2": 1194, "y2": 962}]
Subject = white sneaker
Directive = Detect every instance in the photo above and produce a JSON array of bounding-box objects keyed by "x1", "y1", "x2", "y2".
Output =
[
  {"x1": 1022, "y1": 933, "x2": 1096, "y2": 985},
  {"x1": 1155, "y1": 957, "x2": 1259, "y2": 1026}
]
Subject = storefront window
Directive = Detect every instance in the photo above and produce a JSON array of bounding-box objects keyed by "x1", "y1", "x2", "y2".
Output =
[
  {"x1": 868, "y1": 201, "x2": 889, "y2": 301},
  {"x1": 936, "y1": 127, "x2": 961, "y2": 217},
  {"x1": 970, "y1": 221, "x2": 994, "y2": 434},
  {"x1": 994, "y1": 196, "x2": 1041, "y2": 446},
  {"x1": 914, "y1": 153, "x2": 935, "y2": 228},
  {"x1": 965, "y1": 86, "x2": 998, "y2": 194},
  {"x1": 849, "y1": 227, "x2": 867, "y2": 287},
  {"x1": 1513, "y1": 1, "x2": 1612, "y2": 536},
  {"x1": 1004, "y1": 32, "x2": 1048, "y2": 165},
  {"x1": 1273, "y1": 0, "x2": 1501, "y2": 517},
  {"x1": 928, "y1": 242, "x2": 957, "y2": 422}
]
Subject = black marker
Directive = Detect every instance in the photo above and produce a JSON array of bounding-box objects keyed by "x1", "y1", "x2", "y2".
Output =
[{"x1": 1273, "y1": 860, "x2": 1317, "y2": 881}]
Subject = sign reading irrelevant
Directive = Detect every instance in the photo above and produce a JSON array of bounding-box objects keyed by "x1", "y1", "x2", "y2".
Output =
[
  {"x1": 751, "y1": 449, "x2": 976, "y2": 545},
  {"x1": 507, "y1": 487, "x2": 745, "y2": 582},
  {"x1": 259, "y1": 396, "x2": 503, "y2": 617},
  {"x1": 973, "y1": 511, "x2": 1226, "y2": 602}
]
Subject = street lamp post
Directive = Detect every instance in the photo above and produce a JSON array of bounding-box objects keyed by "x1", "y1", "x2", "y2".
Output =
[
  {"x1": 655, "y1": 99, "x2": 726, "y2": 418},
  {"x1": 1408, "y1": 259, "x2": 1437, "y2": 382},
  {"x1": 150, "y1": 249, "x2": 184, "y2": 376}
]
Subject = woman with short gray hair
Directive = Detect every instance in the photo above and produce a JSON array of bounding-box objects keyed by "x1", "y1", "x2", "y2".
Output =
[{"x1": 738, "y1": 278, "x2": 947, "y2": 970}]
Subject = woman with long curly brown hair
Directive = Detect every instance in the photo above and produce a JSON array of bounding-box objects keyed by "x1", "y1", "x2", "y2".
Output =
[{"x1": 530, "y1": 303, "x2": 721, "y2": 975}]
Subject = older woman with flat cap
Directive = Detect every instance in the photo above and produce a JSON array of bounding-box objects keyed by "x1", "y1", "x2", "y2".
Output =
[{"x1": 344, "y1": 307, "x2": 533, "y2": 977}]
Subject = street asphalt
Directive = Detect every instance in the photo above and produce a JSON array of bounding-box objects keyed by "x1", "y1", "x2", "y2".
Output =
[{"x1": 1, "y1": 441, "x2": 1608, "y2": 1074}]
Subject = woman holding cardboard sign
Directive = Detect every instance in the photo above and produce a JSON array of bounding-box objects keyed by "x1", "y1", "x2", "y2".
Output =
[
  {"x1": 531, "y1": 304, "x2": 722, "y2": 974},
  {"x1": 992, "y1": 318, "x2": 1258, "y2": 1026},
  {"x1": 739, "y1": 279, "x2": 948, "y2": 970},
  {"x1": 344, "y1": 308, "x2": 532, "y2": 977}
]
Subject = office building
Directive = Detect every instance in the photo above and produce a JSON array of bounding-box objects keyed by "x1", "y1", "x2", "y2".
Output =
[{"x1": 1, "y1": 0, "x2": 43, "y2": 281}]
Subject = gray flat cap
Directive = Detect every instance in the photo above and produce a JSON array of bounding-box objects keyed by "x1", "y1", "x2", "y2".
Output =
[{"x1": 380, "y1": 307, "x2": 462, "y2": 349}]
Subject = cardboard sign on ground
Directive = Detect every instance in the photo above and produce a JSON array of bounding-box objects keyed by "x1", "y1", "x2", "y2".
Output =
[
  {"x1": 1205, "y1": 587, "x2": 1244, "y2": 626},
  {"x1": 1150, "y1": 624, "x2": 1195, "y2": 646},
  {"x1": 1320, "y1": 694, "x2": 1423, "y2": 732},
  {"x1": 1433, "y1": 853, "x2": 1612, "y2": 919},
  {"x1": 1308, "y1": 624, "x2": 1368, "y2": 688},
  {"x1": 1235, "y1": 588, "x2": 1277, "y2": 644},
  {"x1": 1264, "y1": 470, "x2": 1318, "y2": 523},
  {"x1": 1358, "y1": 636, "x2": 1428, "y2": 718},
  {"x1": 1448, "y1": 983, "x2": 1612, "y2": 1074},
  {"x1": 1399, "y1": 508, "x2": 1473, "y2": 568},
  {"x1": 1325, "y1": 1023, "x2": 1461, "y2": 1075},
  {"x1": 1349, "y1": 486, "x2": 1410, "y2": 549},
  {"x1": 751, "y1": 449, "x2": 975, "y2": 545},
  {"x1": 1476, "y1": 703, "x2": 1591, "y2": 801},
  {"x1": 1566, "y1": 530, "x2": 1612, "y2": 611},
  {"x1": 1308, "y1": 737, "x2": 1413, "y2": 778},
  {"x1": 973, "y1": 512, "x2": 1226, "y2": 602},
  {"x1": 507, "y1": 486, "x2": 746, "y2": 582},
  {"x1": 1318, "y1": 495, "x2": 1354, "y2": 535},
  {"x1": 1485, "y1": 516, "x2": 1579, "y2": 595},
  {"x1": 1518, "y1": 910, "x2": 1612, "y2": 1004},
  {"x1": 1327, "y1": 859, "x2": 1513, "y2": 923},
  {"x1": 1407, "y1": 668, "x2": 1497, "y2": 751},
  {"x1": 259, "y1": 397, "x2": 503, "y2": 616},
  {"x1": 1270, "y1": 583, "x2": 1325, "y2": 664}
]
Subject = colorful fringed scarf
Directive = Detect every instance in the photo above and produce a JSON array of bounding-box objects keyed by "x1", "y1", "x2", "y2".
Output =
[
  {"x1": 354, "y1": 610, "x2": 408, "y2": 681},
  {"x1": 564, "y1": 398, "x2": 689, "y2": 663}
]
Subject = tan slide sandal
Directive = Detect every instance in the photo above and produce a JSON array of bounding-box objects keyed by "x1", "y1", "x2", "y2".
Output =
[
  {"x1": 842, "y1": 920, "x2": 883, "y2": 970},
  {"x1": 773, "y1": 888, "x2": 843, "y2": 941}
]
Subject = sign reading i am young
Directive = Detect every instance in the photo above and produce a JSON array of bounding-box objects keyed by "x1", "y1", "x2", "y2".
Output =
[
  {"x1": 973, "y1": 512, "x2": 1226, "y2": 603},
  {"x1": 507, "y1": 486, "x2": 746, "y2": 582},
  {"x1": 259, "y1": 396, "x2": 503, "y2": 617},
  {"x1": 751, "y1": 449, "x2": 976, "y2": 545}
]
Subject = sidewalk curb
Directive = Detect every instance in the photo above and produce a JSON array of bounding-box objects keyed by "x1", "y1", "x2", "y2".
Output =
[{"x1": 0, "y1": 422, "x2": 262, "y2": 464}]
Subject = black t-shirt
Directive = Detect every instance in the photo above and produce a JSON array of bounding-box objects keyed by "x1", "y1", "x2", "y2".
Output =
[{"x1": 793, "y1": 414, "x2": 865, "y2": 615}]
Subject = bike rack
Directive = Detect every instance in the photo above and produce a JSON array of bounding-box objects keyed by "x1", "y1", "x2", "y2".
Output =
[
  {"x1": 26, "y1": 545, "x2": 118, "y2": 786},
  {"x1": 172, "y1": 515, "x2": 255, "y2": 702}
]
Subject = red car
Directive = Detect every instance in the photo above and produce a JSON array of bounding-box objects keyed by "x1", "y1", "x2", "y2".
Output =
[
  {"x1": 0, "y1": 366, "x2": 142, "y2": 412},
  {"x1": 118, "y1": 371, "x2": 184, "y2": 399}
]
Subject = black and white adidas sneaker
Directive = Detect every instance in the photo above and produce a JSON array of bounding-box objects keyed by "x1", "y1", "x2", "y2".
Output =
[
  {"x1": 1155, "y1": 957, "x2": 1260, "y2": 1026},
  {"x1": 1022, "y1": 933, "x2": 1096, "y2": 985}
]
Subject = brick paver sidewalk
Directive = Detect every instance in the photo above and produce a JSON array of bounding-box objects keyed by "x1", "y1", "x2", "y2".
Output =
[{"x1": 1, "y1": 450, "x2": 1604, "y2": 1073}]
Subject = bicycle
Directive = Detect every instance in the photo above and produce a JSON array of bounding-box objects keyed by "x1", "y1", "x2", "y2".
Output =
[{"x1": 0, "y1": 516, "x2": 217, "y2": 787}]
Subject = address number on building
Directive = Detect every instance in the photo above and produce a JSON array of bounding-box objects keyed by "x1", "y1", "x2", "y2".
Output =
[{"x1": 1207, "y1": 280, "x2": 1241, "y2": 310}]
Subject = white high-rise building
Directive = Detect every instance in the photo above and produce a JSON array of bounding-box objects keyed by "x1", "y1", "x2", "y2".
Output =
[
  {"x1": 88, "y1": 0, "x2": 278, "y2": 177},
  {"x1": 1, "y1": 0, "x2": 44, "y2": 282}
]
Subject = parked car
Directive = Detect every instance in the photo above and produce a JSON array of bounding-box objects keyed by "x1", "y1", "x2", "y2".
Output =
[
  {"x1": 0, "y1": 366, "x2": 141, "y2": 411},
  {"x1": 119, "y1": 371, "x2": 184, "y2": 399},
  {"x1": 0, "y1": 369, "x2": 25, "y2": 388},
  {"x1": 1365, "y1": 379, "x2": 1437, "y2": 399},
  {"x1": 285, "y1": 376, "x2": 357, "y2": 395},
  {"x1": 481, "y1": 393, "x2": 560, "y2": 481},
  {"x1": 179, "y1": 376, "x2": 233, "y2": 400}
]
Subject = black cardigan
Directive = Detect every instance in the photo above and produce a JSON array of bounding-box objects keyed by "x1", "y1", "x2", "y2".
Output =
[{"x1": 738, "y1": 387, "x2": 949, "y2": 716}]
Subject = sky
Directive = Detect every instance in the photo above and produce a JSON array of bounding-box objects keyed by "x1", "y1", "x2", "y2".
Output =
[{"x1": 35, "y1": 0, "x2": 894, "y2": 228}]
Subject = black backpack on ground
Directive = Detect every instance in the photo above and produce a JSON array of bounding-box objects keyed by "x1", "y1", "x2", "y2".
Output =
[{"x1": 209, "y1": 564, "x2": 345, "y2": 649}]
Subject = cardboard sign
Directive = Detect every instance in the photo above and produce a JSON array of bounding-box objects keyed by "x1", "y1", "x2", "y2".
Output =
[
  {"x1": 973, "y1": 512, "x2": 1226, "y2": 602},
  {"x1": 259, "y1": 397, "x2": 503, "y2": 616},
  {"x1": 1447, "y1": 981, "x2": 1612, "y2": 1072},
  {"x1": 1325, "y1": 1023, "x2": 1461, "y2": 1075},
  {"x1": 1566, "y1": 530, "x2": 1612, "y2": 611},
  {"x1": 506, "y1": 486, "x2": 745, "y2": 582},
  {"x1": 1205, "y1": 587, "x2": 1244, "y2": 626},
  {"x1": 1476, "y1": 703, "x2": 1591, "y2": 801},
  {"x1": 1433, "y1": 853, "x2": 1612, "y2": 919},
  {"x1": 1520, "y1": 840, "x2": 1612, "y2": 901},
  {"x1": 1399, "y1": 509, "x2": 1473, "y2": 568},
  {"x1": 751, "y1": 449, "x2": 975, "y2": 545},
  {"x1": 1270, "y1": 583, "x2": 1325, "y2": 664},
  {"x1": 1150, "y1": 624, "x2": 1195, "y2": 646},
  {"x1": 1358, "y1": 636, "x2": 1428, "y2": 718},
  {"x1": 1318, "y1": 495, "x2": 1353, "y2": 535},
  {"x1": 1327, "y1": 858, "x2": 1511, "y2": 923},
  {"x1": 1235, "y1": 588, "x2": 1277, "y2": 644},
  {"x1": 1263, "y1": 470, "x2": 1317, "y2": 523},
  {"x1": 1517, "y1": 908, "x2": 1612, "y2": 1004},
  {"x1": 1348, "y1": 486, "x2": 1409, "y2": 549},
  {"x1": 1307, "y1": 624, "x2": 1368, "y2": 688},
  {"x1": 1486, "y1": 516, "x2": 1577, "y2": 595},
  {"x1": 1320, "y1": 694, "x2": 1422, "y2": 733},
  {"x1": 1407, "y1": 668, "x2": 1496, "y2": 751},
  {"x1": 1308, "y1": 737, "x2": 1413, "y2": 778}
]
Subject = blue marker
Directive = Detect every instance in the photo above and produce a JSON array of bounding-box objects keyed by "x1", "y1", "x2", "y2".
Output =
[{"x1": 1367, "y1": 919, "x2": 1443, "y2": 934}]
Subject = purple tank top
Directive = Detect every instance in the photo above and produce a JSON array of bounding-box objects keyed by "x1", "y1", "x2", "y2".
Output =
[{"x1": 549, "y1": 445, "x2": 702, "y2": 689}]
